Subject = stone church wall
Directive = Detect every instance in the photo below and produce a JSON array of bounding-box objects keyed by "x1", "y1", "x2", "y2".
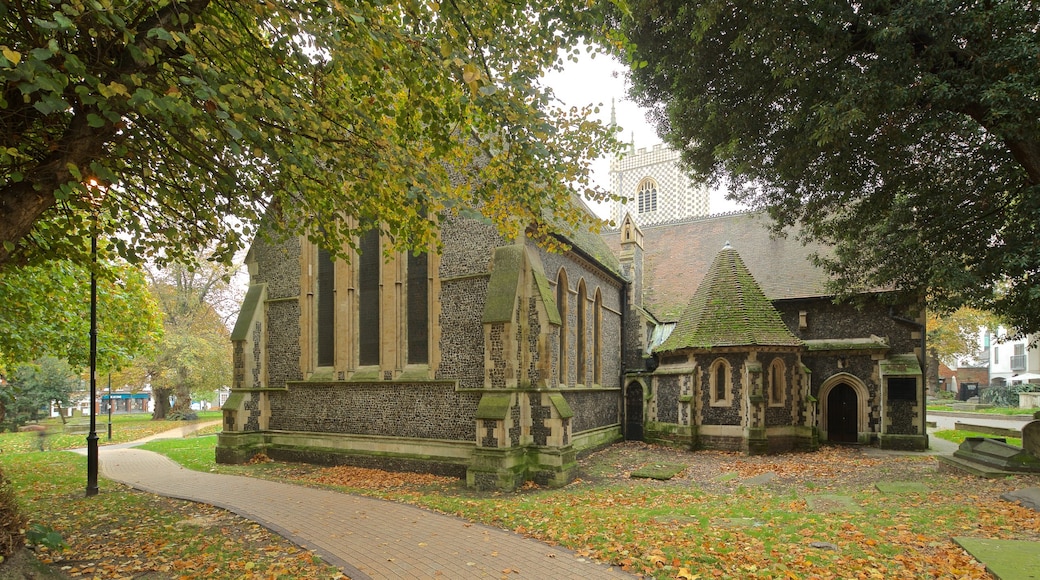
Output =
[{"x1": 267, "y1": 382, "x2": 480, "y2": 441}]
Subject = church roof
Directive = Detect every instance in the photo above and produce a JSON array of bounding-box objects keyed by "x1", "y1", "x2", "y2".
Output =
[
  {"x1": 656, "y1": 244, "x2": 802, "y2": 352},
  {"x1": 602, "y1": 211, "x2": 831, "y2": 322}
]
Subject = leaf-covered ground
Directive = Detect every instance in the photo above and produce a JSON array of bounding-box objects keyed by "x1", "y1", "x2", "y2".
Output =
[
  {"x1": 8, "y1": 436, "x2": 1040, "y2": 579},
  {"x1": 275, "y1": 443, "x2": 1040, "y2": 579},
  {"x1": 0, "y1": 451, "x2": 346, "y2": 580}
]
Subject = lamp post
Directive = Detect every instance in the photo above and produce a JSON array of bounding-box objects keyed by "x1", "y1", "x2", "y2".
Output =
[
  {"x1": 86, "y1": 219, "x2": 99, "y2": 497},
  {"x1": 85, "y1": 179, "x2": 103, "y2": 497},
  {"x1": 107, "y1": 373, "x2": 113, "y2": 441}
]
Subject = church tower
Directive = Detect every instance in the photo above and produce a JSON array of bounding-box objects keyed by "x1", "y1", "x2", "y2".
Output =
[{"x1": 608, "y1": 131, "x2": 711, "y2": 228}]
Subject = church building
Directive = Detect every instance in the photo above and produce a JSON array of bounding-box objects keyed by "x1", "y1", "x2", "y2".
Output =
[{"x1": 217, "y1": 143, "x2": 929, "y2": 490}]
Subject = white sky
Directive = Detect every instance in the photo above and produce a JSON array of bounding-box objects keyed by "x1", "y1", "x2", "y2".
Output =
[{"x1": 544, "y1": 52, "x2": 745, "y2": 219}]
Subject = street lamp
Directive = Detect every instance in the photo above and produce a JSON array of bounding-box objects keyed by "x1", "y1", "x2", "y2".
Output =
[{"x1": 85, "y1": 179, "x2": 104, "y2": 498}]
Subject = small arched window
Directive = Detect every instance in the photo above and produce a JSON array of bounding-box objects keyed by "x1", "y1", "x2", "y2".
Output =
[
  {"x1": 710, "y1": 358, "x2": 731, "y2": 405},
  {"x1": 769, "y1": 358, "x2": 786, "y2": 405},
  {"x1": 637, "y1": 178, "x2": 658, "y2": 214}
]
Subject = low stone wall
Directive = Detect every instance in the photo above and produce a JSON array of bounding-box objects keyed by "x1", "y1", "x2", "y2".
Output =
[
  {"x1": 268, "y1": 381, "x2": 481, "y2": 441},
  {"x1": 954, "y1": 422, "x2": 1022, "y2": 439}
]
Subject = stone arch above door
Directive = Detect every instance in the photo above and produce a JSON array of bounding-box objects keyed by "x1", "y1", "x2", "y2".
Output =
[{"x1": 818, "y1": 373, "x2": 870, "y2": 442}]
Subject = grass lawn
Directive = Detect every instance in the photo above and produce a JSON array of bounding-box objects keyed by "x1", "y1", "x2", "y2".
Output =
[
  {"x1": 0, "y1": 412, "x2": 221, "y2": 453},
  {"x1": 933, "y1": 429, "x2": 1023, "y2": 447},
  {"x1": 134, "y1": 438, "x2": 1040, "y2": 579},
  {"x1": 0, "y1": 447, "x2": 345, "y2": 579},
  {"x1": 927, "y1": 404, "x2": 1038, "y2": 415},
  {"x1": 6, "y1": 430, "x2": 1040, "y2": 579}
]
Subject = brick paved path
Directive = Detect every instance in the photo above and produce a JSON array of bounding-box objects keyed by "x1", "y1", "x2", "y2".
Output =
[{"x1": 98, "y1": 445, "x2": 633, "y2": 579}]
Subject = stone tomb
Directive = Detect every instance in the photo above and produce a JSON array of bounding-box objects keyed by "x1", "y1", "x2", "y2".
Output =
[{"x1": 953, "y1": 437, "x2": 1040, "y2": 473}]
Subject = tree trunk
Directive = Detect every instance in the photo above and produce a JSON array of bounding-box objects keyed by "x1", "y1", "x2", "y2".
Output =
[
  {"x1": 171, "y1": 367, "x2": 192, "y2": 415},
  {"x1": 54, "y1": 400, "x2": 67, "y2": 425},
  {"x1": 152, "y1": 386, "x2": 172, "y2": 420}
]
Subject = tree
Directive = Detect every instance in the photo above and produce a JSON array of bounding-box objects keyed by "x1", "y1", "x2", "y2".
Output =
[
  {"x1": 7, "y1": 357, "x2": 80, "y2": 425},
  {"x1": 615, "y1": 1, "x2": 1040, "y2": 333},
  {"x1": 120, "y1": 255, "x2": 238, "y2": 419},
  {"x1": 0, "y1": 1, "x2": 619, "y2": 271},
  {"x1": 927, "y1": 307, "x2": 1002, "y2": 369},
  {"x1": 0, "y1": 252, "x2": 164, "y2": 374}
]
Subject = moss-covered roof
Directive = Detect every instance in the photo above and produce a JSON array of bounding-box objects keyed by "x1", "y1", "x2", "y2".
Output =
[
  {"x1": 880, "y1": 354, "x2": 922, "y2": 376},
  {"x1": 601, "y1": 211, "x2": 831, "y2": 321},
  {"x1": 656, "y1": 245, "x2": 802, "y2": 352},
  {"x1": 803, "y1": 337, "x2": 889, "y2": 351},
  {"x1": 546, "y1": 195, "x2": 624, "y2": 278}
]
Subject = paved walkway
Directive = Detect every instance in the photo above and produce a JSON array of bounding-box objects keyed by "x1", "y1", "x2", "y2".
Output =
[{"x1": 95, "y1": 425, "x2": 633, "y2": 579}]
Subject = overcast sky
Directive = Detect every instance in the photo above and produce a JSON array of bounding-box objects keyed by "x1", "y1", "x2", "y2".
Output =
[{"x1": 543, "y1": 52, "x2": 745, "y2": 219}]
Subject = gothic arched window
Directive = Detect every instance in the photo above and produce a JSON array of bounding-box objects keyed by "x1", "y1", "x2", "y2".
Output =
[{"x1": 637, "y1": 178, "x2": 658, "y2": 214}]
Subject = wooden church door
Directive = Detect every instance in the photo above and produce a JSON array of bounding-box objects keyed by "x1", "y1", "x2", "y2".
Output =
[
  {"x1": 625, "y1": 382, "x2": 644, "y2": 441},
  {"x1": 827, "y1": 383, "x2": 859, "y2": 443}
]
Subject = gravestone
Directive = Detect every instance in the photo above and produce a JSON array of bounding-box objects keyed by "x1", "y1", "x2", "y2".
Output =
[
  {"x1": 1023, "y1": 412, "x2": 1040, "y2": 460},
  {"x1": 954, "y1": 437, "x2": 1040, "y2": 473}
]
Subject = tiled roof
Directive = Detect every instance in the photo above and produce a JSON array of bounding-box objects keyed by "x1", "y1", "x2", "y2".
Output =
[
  {"x1": 549, "y1": 195, "x2": 624, "y2": 278},
  {"x1": 656, "y1": 245, "x2": 802, "y2": 352},
  {"x1": 602, "y1": 211, "x2": 831, "y2": 321}
]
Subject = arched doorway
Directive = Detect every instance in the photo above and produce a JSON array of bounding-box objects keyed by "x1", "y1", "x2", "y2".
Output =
[
  {"x1": 625, "y1": 382, "x2": 644, "y2": 441},
  {"x1": 827, "y1": 383, "x2": 859, "y2": 443}
]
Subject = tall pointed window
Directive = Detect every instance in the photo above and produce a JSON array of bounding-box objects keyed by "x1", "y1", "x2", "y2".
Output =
[
  {"x1": 637, "y1": 178, "x2": 658, "y2": 214},
  {"x1": 316, "y1": 247, "x2": 335, "y2": 367},
  {"x1": 358, "y1": 229, "x2": 380, "y2": 366},
  {"x1": 576, "y1": 279, "x2": 587, "y2": 384},
  {"x1": 556, "y1": 269, "x2": 569, "y2": 386},
  {"x1": 769, "y1": 358, "x2": 786, "y2": 405},
  {"x1": 406, "y1": 250, "x2": 429, "y2": 365},
  {"x1": 593, "y1": 289, "x2": 602, "y2": 385}
]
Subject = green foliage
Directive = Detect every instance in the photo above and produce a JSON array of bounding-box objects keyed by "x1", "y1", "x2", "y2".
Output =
[
  {"x1": 0, "y1": 255, "x2": 163, "y2": 372},
  {"x1": 927, "y1": 307, "x2": 1002, "y2": 367},
  {"x1": 0, "y1": 0, "x2": 620, "y2": 271},
  {"x1": 25, "y1": 523, "x2": 65, "y2": 552},
  {"x1": 0, "y1": 466, "x2": 26, "y2": 559},
  {"x1": 121, "y1": 256, "x2": 236, "y2": 417},
  {"x1": 615, "y1": 1, "x2": 1040, "y2": 334},
  {"x1": 5, "y1": 357, "x2": 80, "y2": 425}
]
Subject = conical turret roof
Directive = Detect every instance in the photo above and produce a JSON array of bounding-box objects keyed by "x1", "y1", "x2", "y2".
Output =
[{"x1": 656, "y1": 244, "x2": 802, "y2": 352}]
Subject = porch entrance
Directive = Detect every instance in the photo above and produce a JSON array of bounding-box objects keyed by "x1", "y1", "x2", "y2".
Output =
[
  {"x1": 625, "y1": 382, "x2": 644, "y2": 441},
  {"x1": 827, "y1": 383, "x2": 859, "y2": 443}
]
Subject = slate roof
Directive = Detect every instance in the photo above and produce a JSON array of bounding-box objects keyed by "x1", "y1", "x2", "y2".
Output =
[
  {"x1": 547, "y1": 195, "x2": 624, "y2": 278},
  {"x1": 602, "y1": 211, "x2": 832, "y2": 322},
  {"x1": 656, "y1": 244, "x2": 803, "y2": 352}
]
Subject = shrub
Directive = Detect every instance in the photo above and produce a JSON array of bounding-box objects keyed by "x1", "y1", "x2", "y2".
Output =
[{"x1": 0, "y1": 466, "x2": 26, "y2": 559}]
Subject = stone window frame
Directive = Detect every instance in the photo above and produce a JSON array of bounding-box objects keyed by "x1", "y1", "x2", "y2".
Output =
[
  {"x1": 593, "y1": 287, "x2": 603, "y2": 386},
  {"x1": 576, "y1": 278, "x2": 587, "y2": 385},
  {"x1": 768, "y1": 357, "x2": 786, "y2": 407},
  {"x1": 301, "y1": 229, "x2": 439, "y2": 381},
  {"x1": 637, "y1": 177, "x2": 658, "y2": 214},
  {"x1": 556, "y1": 268, "x2": 569, "y2": 386},
  {"x1": 709, "y1": 358, "x2": 732, "y2": 406},
  {"x1": 316, "y1": 245, "x2": 336, "y2": 368}
]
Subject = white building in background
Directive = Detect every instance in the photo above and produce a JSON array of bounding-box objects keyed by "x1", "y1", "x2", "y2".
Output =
[
  {"x1": 609, "y1": 142, "x2": 711, "y2": 228},
  {"x1": 988, "y1": 328, "x2": 1040, "y2": 386}
]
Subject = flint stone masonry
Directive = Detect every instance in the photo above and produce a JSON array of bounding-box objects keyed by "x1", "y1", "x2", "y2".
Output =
[
  {"x1": 268, "y1": 382, "x2": 480, "y2": 441},
  {"x1": 656, "y1": 375, "x2": 682, "y2": 424},
  {"x1": 266, "y1": 300, "x2": 302, "y2": 390},
  {"x1": 436, "y1": 276, "x2": 489, "y2": 389},
  {"x1": 565, "y1": 390, "x2": 621, "y2": 434},
  {"x1": 777, "y1": 298, "x2": 918, "y2": 354},
  {"x1": 887, "y1": 400, "x2": 918, "y2": 435}
]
